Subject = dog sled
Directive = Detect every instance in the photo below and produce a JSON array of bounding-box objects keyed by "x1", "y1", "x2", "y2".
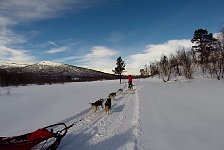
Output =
[{"x1": 0, "y1": 123, "x2": 72, "y2": 150}]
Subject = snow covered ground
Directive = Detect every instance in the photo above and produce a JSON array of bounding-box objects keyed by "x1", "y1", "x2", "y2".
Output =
[{"x1": 0, "y1": 78, "x2": 224, "y2": 150}]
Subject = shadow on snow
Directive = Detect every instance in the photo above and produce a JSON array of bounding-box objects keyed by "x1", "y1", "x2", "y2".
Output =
[{"x1": 59, "y1": 126, "x2": 137, "y2": 150}]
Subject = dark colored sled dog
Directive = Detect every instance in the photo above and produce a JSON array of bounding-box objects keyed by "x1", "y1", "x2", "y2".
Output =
[
  {"x1": 90, "y1": 98, "x2": 104, "y2": 112},
  {"x1": 105, "y1": 98, "x2": 111, "y2": 114}
]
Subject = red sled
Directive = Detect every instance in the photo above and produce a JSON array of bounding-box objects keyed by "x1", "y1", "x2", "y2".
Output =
[{"x1": 0, "y1": 123, "x2": 70, "y2": 150}]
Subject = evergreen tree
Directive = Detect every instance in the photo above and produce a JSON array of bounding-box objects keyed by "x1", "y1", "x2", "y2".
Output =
[
  {"x1": 112, "y1": 56, "x2": 125, "y2": 83},
  {"x1": 191, "y1": 28, "x2": 217, "y2": 64}
]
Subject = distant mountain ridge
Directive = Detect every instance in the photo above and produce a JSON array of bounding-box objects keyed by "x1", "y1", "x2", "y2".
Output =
[{"x1": 0, "y1": 61, "x2": 117, "y2": 86}]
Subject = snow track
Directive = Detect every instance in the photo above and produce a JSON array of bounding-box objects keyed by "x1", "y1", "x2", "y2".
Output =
[{"x1": 59, "y1": 87, "x2": 140, "y2": 150}]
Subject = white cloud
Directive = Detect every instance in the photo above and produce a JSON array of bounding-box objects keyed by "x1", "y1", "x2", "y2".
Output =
[
  {"x1": 53, "y1": 40, "x2": 192, "y2": 75},
  {"x1": 0, "y1": 16, "x2": 30, "y2": 63},
  {"x1": 0, "y1": 0, "x2": 107, "y2": 22},
  {"x1": 82, "y1": 58, "x2": 117, "y2": 73},
  {"x1": 85, "y1": 46, "x2": 117, "y2": 59},
  {"x1": 125, "y1": 39, "x2": 192, "y2": 75},
  {"x1": 55, "y1": 46, "x2": 118, "y2": 73},
  {"x1": 48, "y1": 41, "x2": 58, "y2": 47},
  {"x1": 0, "y1": 0, "x2": 74, "y2": 21},
  {"x1": 0, "y1": 16, "x2": 16, "y2": 27},
  {"x1": 0, "y1": 17, "x2": 31, "y2": 63},
  {"x1": 46, "y1": 46, "x2": 67, "y2": 54},
  {"x1": 55, "y1": 40, "x2": 193, "y2": 74},
  {"x1": 0, "y1": 45, "x2": 36, "y2": 63},
  {"x1": 214, "y1": 32, "x2": 224, "y2": 41},
  {"x1": 0, "y1": 24, "x2": 25, "y2": 45},
  {"x1": 45, "y1": 40, "x2": 82, "y2": 55},
  {"x1": 0, "y1": 0, "x2": 107, "y2": 64},
  {"x1": 79, "y1": 46, "x2": 118, "y2": 73}
]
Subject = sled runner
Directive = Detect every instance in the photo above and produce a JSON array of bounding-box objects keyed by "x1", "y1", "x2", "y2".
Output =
[{"x1": 0, "y1": 123, "x2": 71, "y2": 150}]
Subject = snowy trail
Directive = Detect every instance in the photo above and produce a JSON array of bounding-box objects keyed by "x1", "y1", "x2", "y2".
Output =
[{"x1": 59, "y1": 87, "x2": 140, "y2": 150}]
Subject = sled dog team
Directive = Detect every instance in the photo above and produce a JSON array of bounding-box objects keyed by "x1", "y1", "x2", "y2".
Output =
[{"x1": 89, "y1": 88, "x2": 123, "y2": 114}]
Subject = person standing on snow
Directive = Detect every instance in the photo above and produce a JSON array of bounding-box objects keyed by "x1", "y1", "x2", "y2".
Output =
[{"x1": 128, "y1": 75, "x2": 133, "y2": 89}]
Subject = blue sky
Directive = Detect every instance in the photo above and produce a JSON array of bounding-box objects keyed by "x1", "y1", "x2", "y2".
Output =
[{"x1": 0, "y1": 0, "x2": 224, "y2": 74}]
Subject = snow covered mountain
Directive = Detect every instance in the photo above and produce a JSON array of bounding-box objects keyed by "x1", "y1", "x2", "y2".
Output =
[
  {"x1": 0, "y1": 62, "x2": 30, "y2": 68},
  {"x1": 0, "y1": 61, "x2": 117, "y2": 84}
]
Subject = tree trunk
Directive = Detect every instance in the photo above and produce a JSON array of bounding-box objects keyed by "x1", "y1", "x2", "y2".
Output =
[{"x1": 119, "y1": 74, "x2": 121, "y2": 84}]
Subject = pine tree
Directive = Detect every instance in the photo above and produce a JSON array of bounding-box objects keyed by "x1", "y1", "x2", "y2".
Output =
[
  {"x1": 112, "y1": 56, "x2": 125, "y2": 84},
  {"x1": 191, "y1": 28, "x2": 217, "y2": 64}
]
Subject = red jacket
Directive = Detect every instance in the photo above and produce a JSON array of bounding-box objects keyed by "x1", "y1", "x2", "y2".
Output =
[{"x1": 128, "y1": 75, "x2": 133, "y2": 83}]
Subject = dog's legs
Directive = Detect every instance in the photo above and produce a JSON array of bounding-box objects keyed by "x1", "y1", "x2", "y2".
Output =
[
  {"x1": 105, "y1": 106, "x2": 111, "y2": 115},
  {"x1": 105, "y1": 107, "x2": 107, "y2": 113},
  {"x1": 94, "y1": 106, "x2": 97, "y2": 112},
  {"x1": 105, "y1": 106, "x2": 108, "y2": 114},
  {"x1": 108, "y1": 108, "x2": 111, "y2": 114}
]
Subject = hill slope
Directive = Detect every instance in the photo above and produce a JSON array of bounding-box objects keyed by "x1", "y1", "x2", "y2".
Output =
[{"x1": 0, "y1": 61, "x2": 117, "y2": 85}]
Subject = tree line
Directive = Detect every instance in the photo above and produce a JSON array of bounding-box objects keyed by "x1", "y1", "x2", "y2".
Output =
[
  {"x1": 141, "y1": 27, "x2": 224, "y2": 81},
  {"x1": 0, "y1": 68, "x2": 117, "y2": 87},
  {"x1": 0, "y1": 69, "x2": 73, "y2": 86}
]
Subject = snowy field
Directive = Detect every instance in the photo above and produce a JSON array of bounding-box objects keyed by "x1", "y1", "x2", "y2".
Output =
[{"x1": 0, "y1": 78, "x2": 224, "y2": 150}]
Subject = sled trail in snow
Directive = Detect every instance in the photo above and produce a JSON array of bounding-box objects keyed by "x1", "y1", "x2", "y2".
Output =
[{"x1": 59, "y1": 87, "x2": 140, "y2": 150}]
